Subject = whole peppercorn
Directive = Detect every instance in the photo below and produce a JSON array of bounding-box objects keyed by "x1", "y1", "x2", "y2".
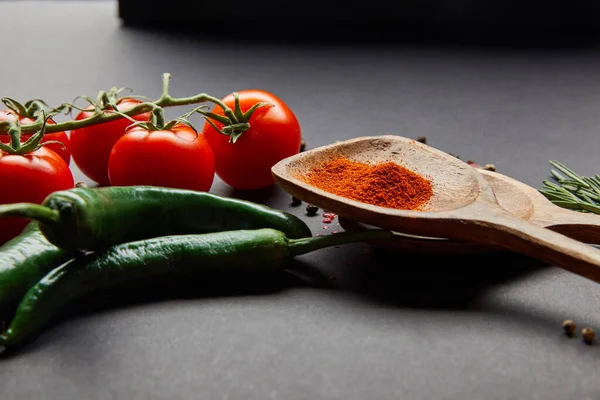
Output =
[
  {"x1": 581, "y1": 328, "x2": 595, "y2": 344},
  {"x1": 416, "y1": 136, "x2": 427, "y2": 144},
  {"x1": 562, "y1": 320, "x2": 576, "y2": 336},
  {"x1": 300, "y1": 139, "x2": 307, "y2": 152},
  {"x1": 291, "y1": 196, "x2": 302, "y2": 206},
  {"x1": 306, "y1": 204, "x2": 319, "y2": 216}
]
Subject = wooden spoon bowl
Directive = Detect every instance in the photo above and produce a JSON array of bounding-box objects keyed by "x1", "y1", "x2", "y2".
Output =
[
  {"x1": 338, "y1": 169, "x2": 600, "y2": 253},
  {"x1": 278, "y1": 135, "x2": 478, "y2": 214},
  {"x1": 272, "y1": 135, "x2": 600, "y2": 284}
]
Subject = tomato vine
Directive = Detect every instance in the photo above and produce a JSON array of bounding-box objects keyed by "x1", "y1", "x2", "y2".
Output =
[{"x1": 0, "y1": 73, "x2": 263, "y2": 141}]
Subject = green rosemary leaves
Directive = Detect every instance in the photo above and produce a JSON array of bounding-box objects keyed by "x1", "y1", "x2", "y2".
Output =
[{"x1": 540, "y1": 161, "x2": 600, "y2": 215}]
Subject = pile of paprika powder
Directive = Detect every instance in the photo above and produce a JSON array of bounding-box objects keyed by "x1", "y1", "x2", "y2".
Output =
[{"x1": 302, "y1": 157, "x2": 433, "y2": 210}]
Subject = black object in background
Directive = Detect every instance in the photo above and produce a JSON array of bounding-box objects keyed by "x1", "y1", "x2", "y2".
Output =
[{"x1": 118, "y1": 0, "x2": 600, "y2": 45}]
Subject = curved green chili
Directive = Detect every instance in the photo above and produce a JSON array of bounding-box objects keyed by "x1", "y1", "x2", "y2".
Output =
[
  {"x1": 0, "y1": 228, "x2": 394, "y2": 347},
  {"x1": 0, "y1": 186, "x2": 312, "y2": 251},
  {"x1": 0, "y1": 223, "x2": 73, "y2": 314}
]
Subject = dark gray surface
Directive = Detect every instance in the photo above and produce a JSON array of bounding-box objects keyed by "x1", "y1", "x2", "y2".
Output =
[{"x1": 1, "y1": 2, "x2": 600, "y2": 400}]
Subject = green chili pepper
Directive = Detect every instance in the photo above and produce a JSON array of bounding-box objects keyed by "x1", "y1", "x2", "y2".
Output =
[
  {"x1": 0, "y1": 228, "x2": 393, "y2": 348},
  {"x1": 0, "y1": 186, "x2": 312, "y2": 251},
  {"x1": 0, "y1": 223, "x2": 73, "y2": 314}
]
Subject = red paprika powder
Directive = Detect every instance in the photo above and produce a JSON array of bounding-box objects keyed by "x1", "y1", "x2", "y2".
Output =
[{"x1": 302, "y1": 157, "x2": 432, "y2": 210}]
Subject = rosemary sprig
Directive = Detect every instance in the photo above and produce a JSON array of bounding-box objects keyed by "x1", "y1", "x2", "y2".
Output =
[{"x1": 539, "y1": 161, "x2": 600, "y2": 215}]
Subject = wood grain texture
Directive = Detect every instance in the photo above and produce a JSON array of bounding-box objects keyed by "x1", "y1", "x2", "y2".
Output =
[
  {"x1": 337, "y1": 169, "x2": 600, "y2": 253},
  {"x1": 489, "y1": 170, "x2": 600, "y2": 243},
  {"x1": 272, "y1": 135, "x2": 600, "y2": 284}
]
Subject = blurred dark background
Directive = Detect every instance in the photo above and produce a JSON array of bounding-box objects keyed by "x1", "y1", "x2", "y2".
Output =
[{"x1": 118, "y1": 0, "x2": 600, "y2": 46}]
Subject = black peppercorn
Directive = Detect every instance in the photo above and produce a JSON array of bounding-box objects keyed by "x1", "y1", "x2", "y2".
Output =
[
  {"x1": 416, "y1": 136, "x2": 427, "y2": 144},
  {"x1": 300, "y1": 139, "x2": 307, "y2": 152},
  {"x1": 306, "y1": 204, "x2": 319, "y2": 216},
  {"x1": 291, "y1": 196, "x2": 302, "y2": 206}
]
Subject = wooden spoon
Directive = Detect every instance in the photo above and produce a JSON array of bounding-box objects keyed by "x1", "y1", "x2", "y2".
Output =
[
  {"x1": 337, "y1": 169, "x2": 600, "y2": 253},
  {"x1": 272, "y1": 135, "x2": 600, "y2": 284}
]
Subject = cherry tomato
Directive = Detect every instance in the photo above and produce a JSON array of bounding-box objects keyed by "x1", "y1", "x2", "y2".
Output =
[
  {"x1": 108, "y1": 124, "x2": 215, "y2": 192},
  {"x1": 0, "y1": 110, "x2": 71, "y2": 165},
  {"x1": 0, "y1": 147, "x2": 74, "y2": 244},
  {"x1": 70, "y1": 98, "x2": 151, "y2": 186},
  {"x1": 202, "y1": 90, "x2": 301, "y2": 190}
]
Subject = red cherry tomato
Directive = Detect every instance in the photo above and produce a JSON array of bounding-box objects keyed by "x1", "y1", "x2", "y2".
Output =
[
  {"x1": 108, "y1": 124, "x2": 215, "y2": 192},
  {"x1": 0, "y1": 147, "x2": 74, "y2": 244},
  {"x1": 202, "y1": 90, "x2": 301, "y2": 190},
  {"x1": 70, "y1": 98, "x2": 151, "y2": 186},
  {"x1": 0, "y1": 110, "x2": 71, "y2": 165}
]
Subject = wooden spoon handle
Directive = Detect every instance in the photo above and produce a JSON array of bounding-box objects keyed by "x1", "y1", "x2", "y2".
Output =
[
  {"x1": 542, "y1": 208, "x2": 600, "y2": 244},
  {"x1": 484, "y1": 212, "x2": 600, "y2": 284}
]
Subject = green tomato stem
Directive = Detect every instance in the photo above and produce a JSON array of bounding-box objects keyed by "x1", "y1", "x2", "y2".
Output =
[
  {"x1": 152, "y1": 108, "x2": 165, "y2": 130},
  {"x1": 98, "y1": 91, "x2": 118, "y2": 110},
  {"x1": 8, "y1": 124, "x2": 21, "y2": 150},
  {"x1": 161, "y1": 72, "x2": 172, "y2": 99},
  {"x1": 12, "y1": 92, "x2": 239, "y2": 135}
]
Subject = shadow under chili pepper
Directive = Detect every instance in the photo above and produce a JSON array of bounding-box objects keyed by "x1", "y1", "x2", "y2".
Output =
[
  {"x1": 0, "y1": 259, "x2": 330, "y2": 357},
  {"x1": 72, "y1": 259, "x2": 332, "y2": 314},
  {"x1": 352, "y1": 248, "x2": 547, "y2": 310},
  {"x1": 223, "y1": 184, "x2": 281, "y2": 205}
]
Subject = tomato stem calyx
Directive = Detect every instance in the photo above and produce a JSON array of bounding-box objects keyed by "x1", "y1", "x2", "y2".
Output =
[
  {"x1": 114, "y1": 105, "x2": 202, "y2": 137},
  {"x1": 0, "y1": 112, "x2": 66, "y2": 156},
  {"x1": 2, "y1": 98, "x2": 27, "y2": 117},
  {"x1": 70, "y1": 87, "x2": 132, "y2": 117},
  {"x1": 1, "y1": 97, "x2": 68, "y2": 120},
  {"x1": 196, "y1": 92, "x2": 271, "y2": 144},
  {"x1": 100, "y1": 87, "x2": 132, "y2": 110}
]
